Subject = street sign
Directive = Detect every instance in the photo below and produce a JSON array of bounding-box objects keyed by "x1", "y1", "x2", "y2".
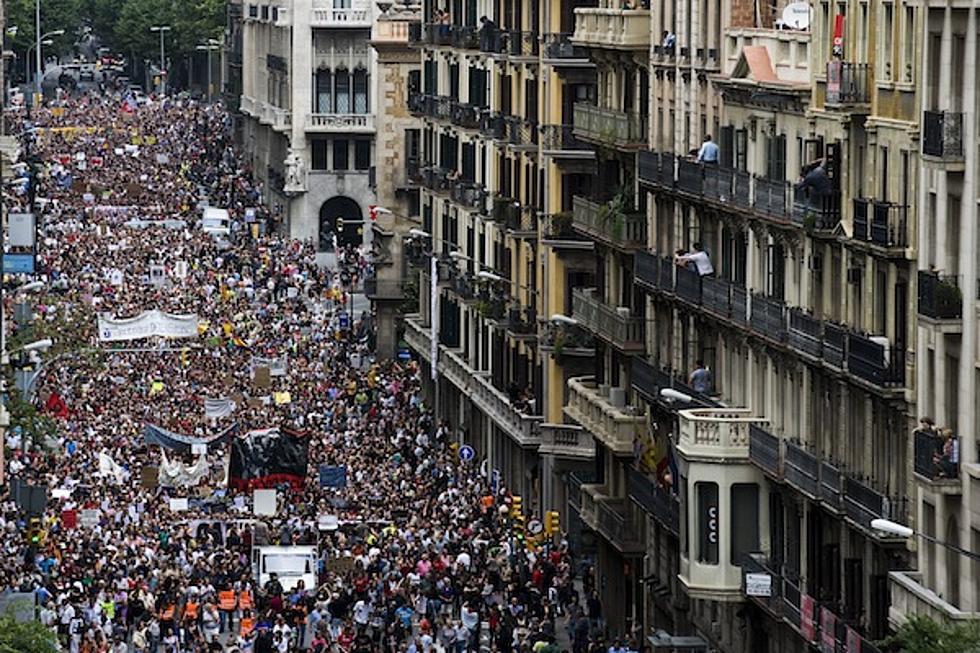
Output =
[
  {"x1": 3, "y1": 253, "x2": 35, "y2": 274},
  {"x1": 458, "y1": 445, "x2": 475, "y2": 462},
  {"x1": 526, "y1": 519, "x2": 544, "y2": 536}
]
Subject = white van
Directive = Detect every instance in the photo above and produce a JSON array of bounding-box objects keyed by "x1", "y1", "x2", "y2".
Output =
[
  {"x1": 202, "y1": 207, "x2": 232, "y2": 236},
  {"x1": 252, "y1": 545, "x2": 318, "y2": 592}
]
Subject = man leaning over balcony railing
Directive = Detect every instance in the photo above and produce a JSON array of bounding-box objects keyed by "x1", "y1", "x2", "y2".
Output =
[
  {"x1": 674, "y1": 242, "x2": 714, "y2": 277},
  {"x1": 796, "y1": 159, "x2": 831, "y2": 209}
]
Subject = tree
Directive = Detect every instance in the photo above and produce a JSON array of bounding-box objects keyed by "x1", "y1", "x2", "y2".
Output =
[
  {"x1": 0, "y1": 611, "x2": 58, "y2": 653},
  {"x1": 881, "y1": 614, "x2": 980, "y2": 653},
  {"x1": 4, "y1": 0, "x2": 84, "y2": 81}
]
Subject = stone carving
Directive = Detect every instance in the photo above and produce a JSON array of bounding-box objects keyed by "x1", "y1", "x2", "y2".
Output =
[{"x1": 283, "y1": 149, "x2": 306, "y2": 193}]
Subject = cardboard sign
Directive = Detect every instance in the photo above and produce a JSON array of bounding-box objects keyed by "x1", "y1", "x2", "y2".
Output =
[
  {"x1": 191, "y1": 443, "x2": 207, "y2": 456},
  {"x1": 248, "y1": 398, "x2": 264, "y2": 409},
  {"x1": 141, "y1": 466, "x2": 159, "y2": 489},
  {"x1": 254, "y1": 367, "x2": 271, "y2": 388},
  {"x1": 169, "y1": 498, "x2": 189, "y2": 512},
  {"x1": 325, "y1": 556, "x2": 356, "y2": 573},
  {"x1": 80, "y1": 509, "x2": 100, "y2": 528},
  {"x1": 127, "y1": 183, "x2": 141, "y2": 196}
]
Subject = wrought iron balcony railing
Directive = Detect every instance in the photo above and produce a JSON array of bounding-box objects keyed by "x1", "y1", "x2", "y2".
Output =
[
  {"x1": 917, "y1": 270, "x2": 962, "y2": 320},
  {"x1": 922, "y1": 110, "x2": 964, "y2": 159}
]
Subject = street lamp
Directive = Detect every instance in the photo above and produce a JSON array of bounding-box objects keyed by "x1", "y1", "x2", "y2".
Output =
[
  {"x1": 196, "y1": 39, "x2": 221, "y2": 102},
  {"x1": 871, "y1": 518, "x2": 980, "y2": 562},
  {"x1": 549, "y1": 313, "x2": 578, "y2": 326},
  {"x1": 149, "y1": 25, "x2": 172, "y2": 95},
  {"x1": 33, "y1": 28, "x2": 64, "y2": 98}
]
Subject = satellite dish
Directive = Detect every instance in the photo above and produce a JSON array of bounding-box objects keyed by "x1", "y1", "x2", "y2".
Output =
[{"x1": 781, "y1": 2, "x2": 811, "y2": 30}]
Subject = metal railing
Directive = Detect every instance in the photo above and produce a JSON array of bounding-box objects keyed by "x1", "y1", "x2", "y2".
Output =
[
  {"x1": 540, "y1": 124, "x2": 591, "y2": 153},
  {"x1": 749, "y1": 425, "x2": 782, "y2": 478},
  {"x1": 784, "y1": 441, "x2": 820, "y2": 498},
  {"x1": 451, "y1": 25, "x2": 479, "y2": 49},
  {"x1": 570, "y1": 196, "x2": 647, "y2": 249},
  {"x1": 571, "y1": 287, "x2": 645, "y2": 351},
  {"x1": 825, "y1": 61, "x2": 871, "y2": 105},
  {"x1": 846, "y1": 332, "x2": 905, "y2": 387},
  {"x1": 450, "y1": 101, "x2": 482, "y2": 129},
  {"x1": 507, "y1": 30, "x2": 539, "y2": 57},
  {"x1": 788, "y1": 308, "x2": 823, "y2": 358},
  {"x1": 542, "y1": 212, "x2": 579, "y2": 241},
  {"x1": 449, "y1": 180, "x2": 487, "y2": 210},
  {"x1": 843, "y1": 474, "x2": 908, "y2": 529},
  {"x1": 852, "y1": 198, "x2": 908, "y2": 247},
  {"x1": 542, "y1": 32, "x2": 586, "y2": 59},
  {"x1": 922, "y1": 110, "x2": 964, "y2": 158},
  {"x1": 572, "y1": 103, "x2": 647, "y2": 147},
  {"x1": 628, "y1": 468, "x2": 680, "y2": 536},
  {"x1": 480, "y1": 111, "x2": 506, "y2": 139},
  {"x1": 917, "y1": 271, "x2": 962, "y2": 320},
  {"x1": 913, "y1": 429, "x2": 959, "y2": 481}
]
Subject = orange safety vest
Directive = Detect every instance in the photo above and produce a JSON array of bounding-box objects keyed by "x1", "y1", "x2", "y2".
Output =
[
  {"x1": 239, "y1": 590, "x2": 254, "y2": 610},
  {"x1": 183, "y1": 602, "x2": 199, "y2": 620},
  {"x1": 160, "y1": 604, "x2": 176, "y2": 621},
  {"x1": 240, "y1": 617, "x2": 255, "y2": 637},
  {"x1": 218, "y1": 590, "x2": 237, "y2": 611}
]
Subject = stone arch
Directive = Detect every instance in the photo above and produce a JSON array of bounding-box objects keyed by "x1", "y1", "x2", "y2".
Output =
[{"x1": 318, "y1": 196, "x2": 363, "y2": 251}]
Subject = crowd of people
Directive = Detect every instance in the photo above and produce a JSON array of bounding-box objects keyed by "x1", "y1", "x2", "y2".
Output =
[{"x1": 0, "y1": 94, "x2": 641, "y2": 653}]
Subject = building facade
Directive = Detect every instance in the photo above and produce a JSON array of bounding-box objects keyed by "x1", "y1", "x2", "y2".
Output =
[
  {"x1": 239, "y1": 0, "x2": 379, "y2": 249},
  {"x1": 396, "y1": 0, "x2": 980, "y2": 650}
]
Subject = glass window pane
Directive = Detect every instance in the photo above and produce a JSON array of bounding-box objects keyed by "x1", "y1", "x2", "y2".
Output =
[
  {"x1": 333, "y1": 140, "x2": 348, "y2": 171},
  {"x1": 353, "y1": 70, "x2": 369, "y2": 114},
  {"x1": 354, "y1": 140, "x2": 371, "y2": 170},
  {"x1": 316, "y1": 70, "x2": 332, "y2": 113},
  {"x1": 335, "y1": 70, "x2": 350, "y2": 113},
  {"x1": 730, "y1": 483, "x2": 760, "y2": 565}
]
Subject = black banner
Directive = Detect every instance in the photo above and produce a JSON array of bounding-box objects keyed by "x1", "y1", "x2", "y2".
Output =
[{"x1": 229, "y1": 427, "x2": 310, "y2": 490}]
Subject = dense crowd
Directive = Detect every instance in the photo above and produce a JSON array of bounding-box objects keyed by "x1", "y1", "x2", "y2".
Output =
[{"x1": 1, "y1": 94, "x2": 641, "y2": 653}]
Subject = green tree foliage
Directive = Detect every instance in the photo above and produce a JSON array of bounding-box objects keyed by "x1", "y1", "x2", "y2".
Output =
[
  {"x1": 5, "y1": 0, "x2": 84, "y2": 60},
  {"x1": 881, "y1": 614, "x2": 980, "y2": 653},
  {"x1": 0, "y1": 611, "x2": 58, "y2": 653}
]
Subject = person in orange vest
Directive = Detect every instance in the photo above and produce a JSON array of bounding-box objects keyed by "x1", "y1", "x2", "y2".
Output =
[
  {"x1": 239, "y1": 608, "x2": 256, "y2": 638},
  {"x1": 218, "y1": 587, "x2": 238, "y2": 634},
  {"x1": 239, "y1": 586, "x2": 255, "y2": 614},
  {"x1": 182, "y1": 597, "x2": 200, "y2": 641}
]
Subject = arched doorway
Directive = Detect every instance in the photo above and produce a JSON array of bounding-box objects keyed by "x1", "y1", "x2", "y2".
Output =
[{"x1": 318, "y1": 196, "x2": 363, "y2": 251}]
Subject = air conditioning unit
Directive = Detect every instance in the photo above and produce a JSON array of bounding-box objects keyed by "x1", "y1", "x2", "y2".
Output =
[
  {"x1": 870, "y1": 336, "x2": 891, "y2": 365},
  {"x1": 608, "y1": 387, "x2": 627, "y2": 408},
  {"x1": 847, "y1": 267, "x2": 862, "y2": 284}
]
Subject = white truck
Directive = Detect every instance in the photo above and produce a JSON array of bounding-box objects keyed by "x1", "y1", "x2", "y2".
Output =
[
  {"x1": 202, "y1": 206, "x2": 232, "y2": 237},
  {"x1": 252, "y1": 545, "x2": 318, "y2": 592}
]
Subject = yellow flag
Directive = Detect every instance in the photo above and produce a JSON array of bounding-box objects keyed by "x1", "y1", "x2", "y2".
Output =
[
  {"x1": 150, "y1": 381, "x2": 164, "y2": 395},
  {"x1": 274, "y1": 391, "x2": 292, "y2": 405}
]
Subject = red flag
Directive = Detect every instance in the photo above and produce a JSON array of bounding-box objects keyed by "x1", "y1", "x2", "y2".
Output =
[
  {"x1": 45, "y1": 392, "x2": 69, "y2": 419},
  {"x1": 62, "y1": 510, "x2": 77, "y2": 529}
]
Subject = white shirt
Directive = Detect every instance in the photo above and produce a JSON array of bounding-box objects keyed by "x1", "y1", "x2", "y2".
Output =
[{"x1": 682, "y1": 250, "x2": 714, "y2": 276}]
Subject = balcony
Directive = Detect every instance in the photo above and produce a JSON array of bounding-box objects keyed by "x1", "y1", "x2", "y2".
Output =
[
  {"x1": 748, "y1": 425, "x2": 782, "y2": 479},
  {"x1": 788, "y1": 308, "x2": 823, "y2": 359},
  {"x1": 507, "y1": 30, "x2": 539, "y2": 58},
  {"x1": 637, "y1": 151, "x2": 676, "y2": 188},
  {"x1": 564, "y1": 376, "x2": 646, "y2": 456},
  {"x1": 572, "y1": 103, "x2": 647, "y2": 149},
  {"x1": 372, "y1": 16, "x2": 416, "y2": 45},
  {"x1": 538, "y1": 423, "x2": 595, "y2": 459},
  {"x1": 407, "y1": 91, "x2": 426, "y2": 115},
  {"x1": 450, "y1": 102, "x2": 482, "y2": 129},
  {"x1": 572, "y1": 7, "x2": 651, "y2": 50},
  {"x1": 628, "y1": 468, "x2": 680, "y2": 536},
  {"x1": 634, "y1": 251, "x2": 675, "y2": 295},
  {"x1": 852, "y1": 199, "x2": 909, "y2": 249},
  {"x1": 363, "y1": 278, "x2": 405, "y2": 300},
  {"x1": 631, "y1": 357, "x2": 719, "y2": 409},
  {"x1": 540, "y1": 322, "x2": 595, "y2": 358},
  {"x1": 451, "y1": 25, "x2": 479, "y2": 50},
  {"x1": 311, "y1": 1, "x2": 371, "y2": 28},
  {"x1": 420, "y1": 166, "x2": 450, "y2": 192},
  {"x1": 846, "y1": 332, "x2": 905, "y2": 388},
  {"x1": 825, "y1": 61, "x2": 871, "y2": 108},
  {"x1": 504, "y1": 207, "x2": 538, "y2": 237},
  {"x1": 913, "y1": 429, "x2": 960, "y2": 486},
  {"x1": 306, "y1": 113, "x2": 375, "y2": 133},
  {"x1": 917, "y1": 270, "x2": 962, "y2": 321},
  {"x1": 571, "y1": 287, "x2": 645, "y2": 353},
  {"x1": 540, "y1": 124, "x2": 593, "y2": 156},
  {"x1": 842, "y1": 473, "x2": 907, "y2": 532},
  {"x1": 480, "y1": 111, "x2": 506, "y2": 140},
  {"x1": 784, "y1": 441, "x2": 819, "y2": 498},
  {"x1": 541, "y1": 33, "x2": 590, "y2": 62},
  {"x1": 570, "y1": 196, "x2": 647, "y2": 250},
  {"x1": 580, "y1": 485, "x2": 645, "y2": 554},
  {"x1": 741, "y1": 553, "x2": 783, "y2": 617},
  {"x1": 677, "y1": 407, "x2": 761, "y2": 460},
  {"x1": 449, "y1": 180, "x2": 488, "y2": 212},
  {"x1": 889, "y1": 571, "x2": 980, "y2": 629},
  {"x1": 922, "y1": 111, "x2": 964, "y2": 160},
  {"x1": 750, "y1": 293, "x2": 788, "y2": 343}
]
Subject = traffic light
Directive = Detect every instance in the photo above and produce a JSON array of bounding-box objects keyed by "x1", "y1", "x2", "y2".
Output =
[
  {"x1": 509, "y1": 495, "x2": 522, "y2": 519},
  {"x1": 545, "y1": 511, "x2": 560, "y2": 536}
]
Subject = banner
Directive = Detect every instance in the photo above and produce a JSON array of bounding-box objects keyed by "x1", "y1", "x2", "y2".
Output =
[
  {"x1": 158, "y1": 450, "x2": 212, "y2": 488},
  {"x1": 250, "y1": 354, "x2": 288, "y2": 377},
  {"x1": 143, "y1": 422, "x2": 236, "y2": 455},
  {"x1": 98, "y1": 310, "x2": 199, "y2": 341},
  {"x1": 229, "y1": 427, "x2": 310, "y2": 491},
  {"x1": 204, "y1": 397, "x2": 236, "y2": 420}
]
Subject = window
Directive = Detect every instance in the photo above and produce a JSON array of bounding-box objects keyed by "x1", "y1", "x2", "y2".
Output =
[
  {"x1": 730, "y1": 484, "x2": 759, "y2": 565},
  {"x1": 880, "y1": 146, "x2": 889, "y2": 200},
  {"x1": 333, "y1": 140, "x2": 349, "y2": 171},
  {"x1": 697, "y1": 482, "x2": 719, "y2": 564},
  {"x1": 312, "y1": 140, "x2": 329, "y2": 170},
  {"x1": 735, "y1": 129, "x2": 748, "y2": 171},
  {"x1": 353, "y1": 69, "x2": 369, "y2": 114},
  {"x1": 881, "y1": 3, "x2": 893, "y2": 80},
  {"x1": 767, "y1": 134, "x2": 787, "y2": 181},
  {"x1": 316, "y1": 70, "x2": 332, "y2": 113},
  {"x1": 335, "y1": 69, "x2": 350, "y2": 113},
  {"x1": 354, "y1": 140, "x2": 371, "y2": 170},
  {"x1": 903, "y1": 7, "x2": 914, "y2": 82}
]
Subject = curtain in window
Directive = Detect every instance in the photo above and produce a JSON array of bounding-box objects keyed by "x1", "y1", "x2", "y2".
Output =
[
  {"x1": 353, "y1": 69, "x2": 369, "y2": 114},
  {"x1": 335, "y1": 69, "x2": 350, "y2": 113},
  {"x1": 316, "y1": 70, "x2": 332, "y2": 113}
]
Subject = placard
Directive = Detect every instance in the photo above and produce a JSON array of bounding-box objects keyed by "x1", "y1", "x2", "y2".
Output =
[
  {"x1": 80, "y1": 509, "x2": 100, "y2": 527},
  {"x1": 62, "y1": 509, "x2": 78, "y2": 529},
  {"x1": 169, "y1": 498, "x2": 189, "y2": 512},
  {"x1": 254, "y1": 367, "x2": 271, "y2": 388},
  {"x1": 253, "y1": 489, "x2": 277, "y2": 516},
  {"x1": 191, "y1": 443, "x2": 208, "y2": 455},
  {"x1": 7, "y1": 213, "x2": 35, "y2": 248},
  {"x1": 140, "y1": 466, "x2": 159, "y2": 488},
  {"x1": 745, "y1": 573, "x2": 772, "y2": 597}
]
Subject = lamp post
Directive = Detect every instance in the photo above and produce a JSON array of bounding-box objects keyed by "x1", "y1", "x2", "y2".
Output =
[
  {"x1": 195, "y1": 39, "x2": 221, "y2": 102},
  {"x1": 149, "y1": 25, "x2": 171, "y2": 95},
  {"x1": 871, "y1": 519, "x2": 980, "y2": 562},
  {"x1": 33, "y1": 27, "x2": 64, "y2": 99},
  {"x1": 26, "y1": 38, "x2": 54, "y2": 86}
]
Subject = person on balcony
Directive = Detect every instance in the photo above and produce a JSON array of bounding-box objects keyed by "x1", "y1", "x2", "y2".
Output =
[
  {"x1": 674, "y1": 243, "x2": 714, "y2": 277},
  {"x1": 689, "y1": 360, "x2": 711, "y2": 395},
  {"x1": 936, "y1": 428, "x2": 959, "y2": 478},
  {"x1": 479, "y1": 16, "x2": 499, "y2": 52},
  {"x1": 696, "y1": 134, "x2": 719, "y2": 164},
  {"x1": 796, "y1": 159, "x2": 831, "y2": 210}
]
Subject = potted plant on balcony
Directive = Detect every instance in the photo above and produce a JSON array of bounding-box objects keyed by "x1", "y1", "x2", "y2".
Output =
[{"x1": 597, "y1": 187, "x2": 632, "y2": 241}]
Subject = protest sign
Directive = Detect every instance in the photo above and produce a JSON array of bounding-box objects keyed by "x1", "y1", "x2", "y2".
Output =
[
  {"x1": 140, "y1": 466, "x2": 159, "y2": 489},
  {"x1": 254, "y1": 367, "x2": 271, "y2": 388},
  {"x1": 319, "y1": 465, "x2": 348, "y2": 488},
  {"x1": 253, "y1": 489, "x2": 277, "y2": 516},
  {"x1": 98, "y1": 310, "x2": 200, "y2": 341},
  {"x1": 169, "y1": 498, "x2": 189, "y2": 512},
  {"x1": 80, "y1": 509, "x2": 100, "y2": 528}
]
